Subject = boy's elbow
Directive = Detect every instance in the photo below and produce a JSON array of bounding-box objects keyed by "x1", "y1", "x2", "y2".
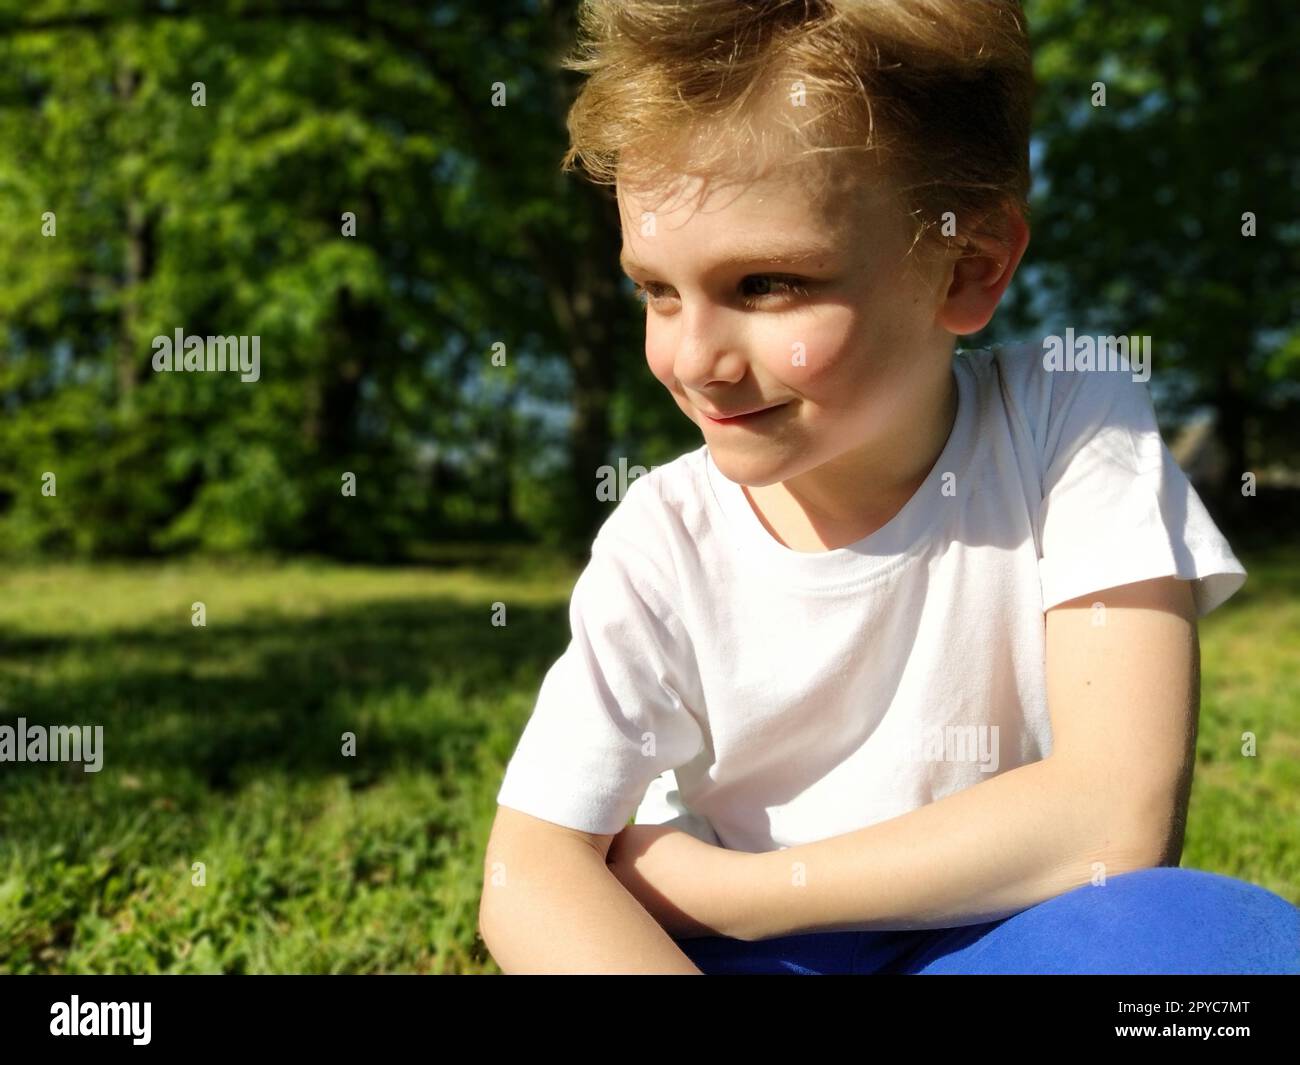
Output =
[
  {"x1": 1115, "y1": 763, "x2": 1195, "y2": 872},
  {"x1": 477, "y1": 895, "x2": 498, "y2": 957},
  {"x1": 478, "y1": 879, "x2": 518, "y2": 967},
  {"x1": 1095, "y1": 788, "x2": 1189, "y2": 877},
  {"x1": 478, "y1": 846, "x2": 510, "y2": 947}
]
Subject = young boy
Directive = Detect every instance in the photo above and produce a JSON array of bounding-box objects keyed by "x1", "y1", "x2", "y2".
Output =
[{"x1": 479, "y1": 0, "x2": 1298, "y2": 974}]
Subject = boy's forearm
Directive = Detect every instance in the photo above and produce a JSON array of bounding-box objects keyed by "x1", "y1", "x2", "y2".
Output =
[
  {"x1": 480, "y1": 834, "x2": 703, "y2": 974},
  {"x1": 732, "y1": 756, "x2": 1162, "y2": 941}
]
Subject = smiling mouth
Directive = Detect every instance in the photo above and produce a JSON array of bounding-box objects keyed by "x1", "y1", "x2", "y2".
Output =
[{"x1": 700, "y1": 403, "x2": 789, "y2": 425}]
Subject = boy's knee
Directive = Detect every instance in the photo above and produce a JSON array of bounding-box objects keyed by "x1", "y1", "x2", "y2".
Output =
[{"x1": 1062, "y1": 867, "x2": 1300, "y2": 962}]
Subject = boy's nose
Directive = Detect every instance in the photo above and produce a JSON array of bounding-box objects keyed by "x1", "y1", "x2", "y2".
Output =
[{"x1": 673, "y1": 308, "x2": 747, "y2": 388}]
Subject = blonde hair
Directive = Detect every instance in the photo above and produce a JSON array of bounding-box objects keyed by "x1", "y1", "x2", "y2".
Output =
[{"x1": 559, "y1": 0, "x2": 1034, "y2": 253}]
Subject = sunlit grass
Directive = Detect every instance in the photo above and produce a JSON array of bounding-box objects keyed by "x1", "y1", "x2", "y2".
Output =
[
  {"x1": 0, "y1": 555, "x2": 573, "y2": 974},
  {"x1": 0, "y1": 548, "x2": 1295, "y2": 972}
]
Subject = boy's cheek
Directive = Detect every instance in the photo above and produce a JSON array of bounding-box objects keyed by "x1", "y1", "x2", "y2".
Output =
[
  {"x1": 644, "y1": 340, "x2": 680, "y2": 390},
  {"x1": 644, "y1": 359, "x2": 698, "y2": 422},
  {"x1": 774, "y1": 314, "x2": 861, "y2": 379}
]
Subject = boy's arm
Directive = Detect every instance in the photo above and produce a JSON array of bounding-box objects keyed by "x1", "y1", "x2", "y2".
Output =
[
  {"x1": 622, "y1": 576, "x2": 1199, "y2": 941},
  {"x1": 736, "y1": 575, "x2": 1197, "y2": 939},
  {"x1": 479, "y1": 806, "x2": 703, "y2": 973}
]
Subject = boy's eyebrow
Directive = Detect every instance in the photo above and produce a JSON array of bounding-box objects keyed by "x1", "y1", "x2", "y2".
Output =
[{"x1": 619, "y1": 241, "x2": 839, "y2": 276}]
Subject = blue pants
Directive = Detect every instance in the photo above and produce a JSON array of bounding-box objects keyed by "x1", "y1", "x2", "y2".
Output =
[{"x1": 673, "y1": 867, "x2": 1300, "y2": 974}]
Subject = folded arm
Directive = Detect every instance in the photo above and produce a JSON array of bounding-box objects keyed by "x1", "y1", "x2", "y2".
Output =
[
  {"x1": 479, "y1": 806, "x2": 703, "y2": 972},
  {"x1": 611, "y1": 575, "x2": 1200, "y2": 941}
]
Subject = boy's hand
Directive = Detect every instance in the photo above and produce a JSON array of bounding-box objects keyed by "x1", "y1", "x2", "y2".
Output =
[{"x1": 605, "y1": 823, "x2": 748, "y2": 941}]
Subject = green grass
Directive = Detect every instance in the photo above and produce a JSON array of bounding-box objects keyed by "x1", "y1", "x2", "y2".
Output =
[
  {"x1": 1181, "y1": 549, "x2": 1300, "y2": 900},
  {"x1": 0, "y1": 552, "x2": 575, "y2": 974},
  {"x1": 0, "y1": 548, "x2": 1297, "y2": 972}
]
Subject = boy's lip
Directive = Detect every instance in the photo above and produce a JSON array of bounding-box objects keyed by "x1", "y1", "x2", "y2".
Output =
[{"x1": 699, "y1": 401, "x2": 788, "y2": 422}]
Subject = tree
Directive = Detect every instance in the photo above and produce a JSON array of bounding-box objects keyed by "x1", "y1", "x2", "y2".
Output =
[{"x1": 1004, "y1": 0, "x2": 1300, "y2": 515}]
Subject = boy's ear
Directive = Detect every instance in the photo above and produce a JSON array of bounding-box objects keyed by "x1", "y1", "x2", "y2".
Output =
[{"x1": 934, "y1": 205, "x2": 1030, "y2": 336}]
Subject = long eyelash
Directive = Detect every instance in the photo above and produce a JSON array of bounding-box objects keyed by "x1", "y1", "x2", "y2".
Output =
[
  {"x1": 631, "y1": 277, "x2": 808, "y2": 308},
  {"x1": 744, "y1": 277, "x2": 808, "y2": 306}
]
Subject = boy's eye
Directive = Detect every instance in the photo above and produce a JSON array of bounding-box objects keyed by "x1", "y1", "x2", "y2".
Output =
[
  {"x1": 631, "y1": 281, "x2": 670, "y2": 307},
  {"x1": 738, "y1": 275, "x2": 809, "y2": 304},
  {"x1": 631, "y1": 275, "x2": 809, "y2": 310}
]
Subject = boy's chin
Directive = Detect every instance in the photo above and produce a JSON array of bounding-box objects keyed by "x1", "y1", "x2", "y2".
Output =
[{"x1": 707, "y1": 443, "x2": 795, "y2": 489}]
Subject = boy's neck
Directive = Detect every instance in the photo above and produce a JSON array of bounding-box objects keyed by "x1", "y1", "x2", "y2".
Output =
[{"x1": 742, "y1": 361, "x2": 959, "y2": 554}]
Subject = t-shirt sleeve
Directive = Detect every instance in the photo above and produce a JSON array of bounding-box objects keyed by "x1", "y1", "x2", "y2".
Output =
[
  {"x1": 494, "y1": 537, "x2": 706, "y2": 836},
  {"x1": 1034, "y1": 364, "x2": 1246, "y2": 617}
]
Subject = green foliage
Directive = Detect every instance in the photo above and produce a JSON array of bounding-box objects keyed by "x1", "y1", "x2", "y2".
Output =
[
  {"x1": 1007, "y1": 0, "x2": 1300, "y2": 440},
  {"x1": 0, "y1": 1, "x2": 1295, "y2": 557},
  {"x1": 0, "y1": 2, "x2": 573, "y2": 559}
]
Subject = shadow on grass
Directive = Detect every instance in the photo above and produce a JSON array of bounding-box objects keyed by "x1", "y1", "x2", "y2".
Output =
[{"x1": 0, "y1": 594, "x2": 569, "y2": 809}]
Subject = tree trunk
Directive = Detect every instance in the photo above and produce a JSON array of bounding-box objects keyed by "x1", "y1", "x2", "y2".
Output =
[
  {"x1": 116, "y1": 65, "x2": 153, "y2": 407},
  {"x1": 565, "y1": 192, "x2": 623, "y2": 549},
  {"x1": 1213, "y1": 359, "x2": 1251, "y2": 523}
]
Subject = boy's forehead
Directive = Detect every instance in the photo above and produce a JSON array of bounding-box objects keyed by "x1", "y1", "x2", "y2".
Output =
[
  {"x1": 616, "y1": 157, "x2": 886, "y2": 269},
  {"x1": 619, "y1": 232, "x2": 842, "y2": 277},
  {"x1": 618, "y1": 161, "x2": 842, "y2": 235},
  {"x1": 619, "y1": 150, "x2": 836, "y2": 211}
]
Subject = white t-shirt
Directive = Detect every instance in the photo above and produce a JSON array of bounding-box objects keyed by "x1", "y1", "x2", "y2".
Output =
[{"x1": 495, "y1": 341, "x2": 1247, "y2": 853}]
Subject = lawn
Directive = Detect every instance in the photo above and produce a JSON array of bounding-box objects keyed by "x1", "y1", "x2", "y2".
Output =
[{"x1": 0, "y1": 549, "x2": 1296, "y2": 973}]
